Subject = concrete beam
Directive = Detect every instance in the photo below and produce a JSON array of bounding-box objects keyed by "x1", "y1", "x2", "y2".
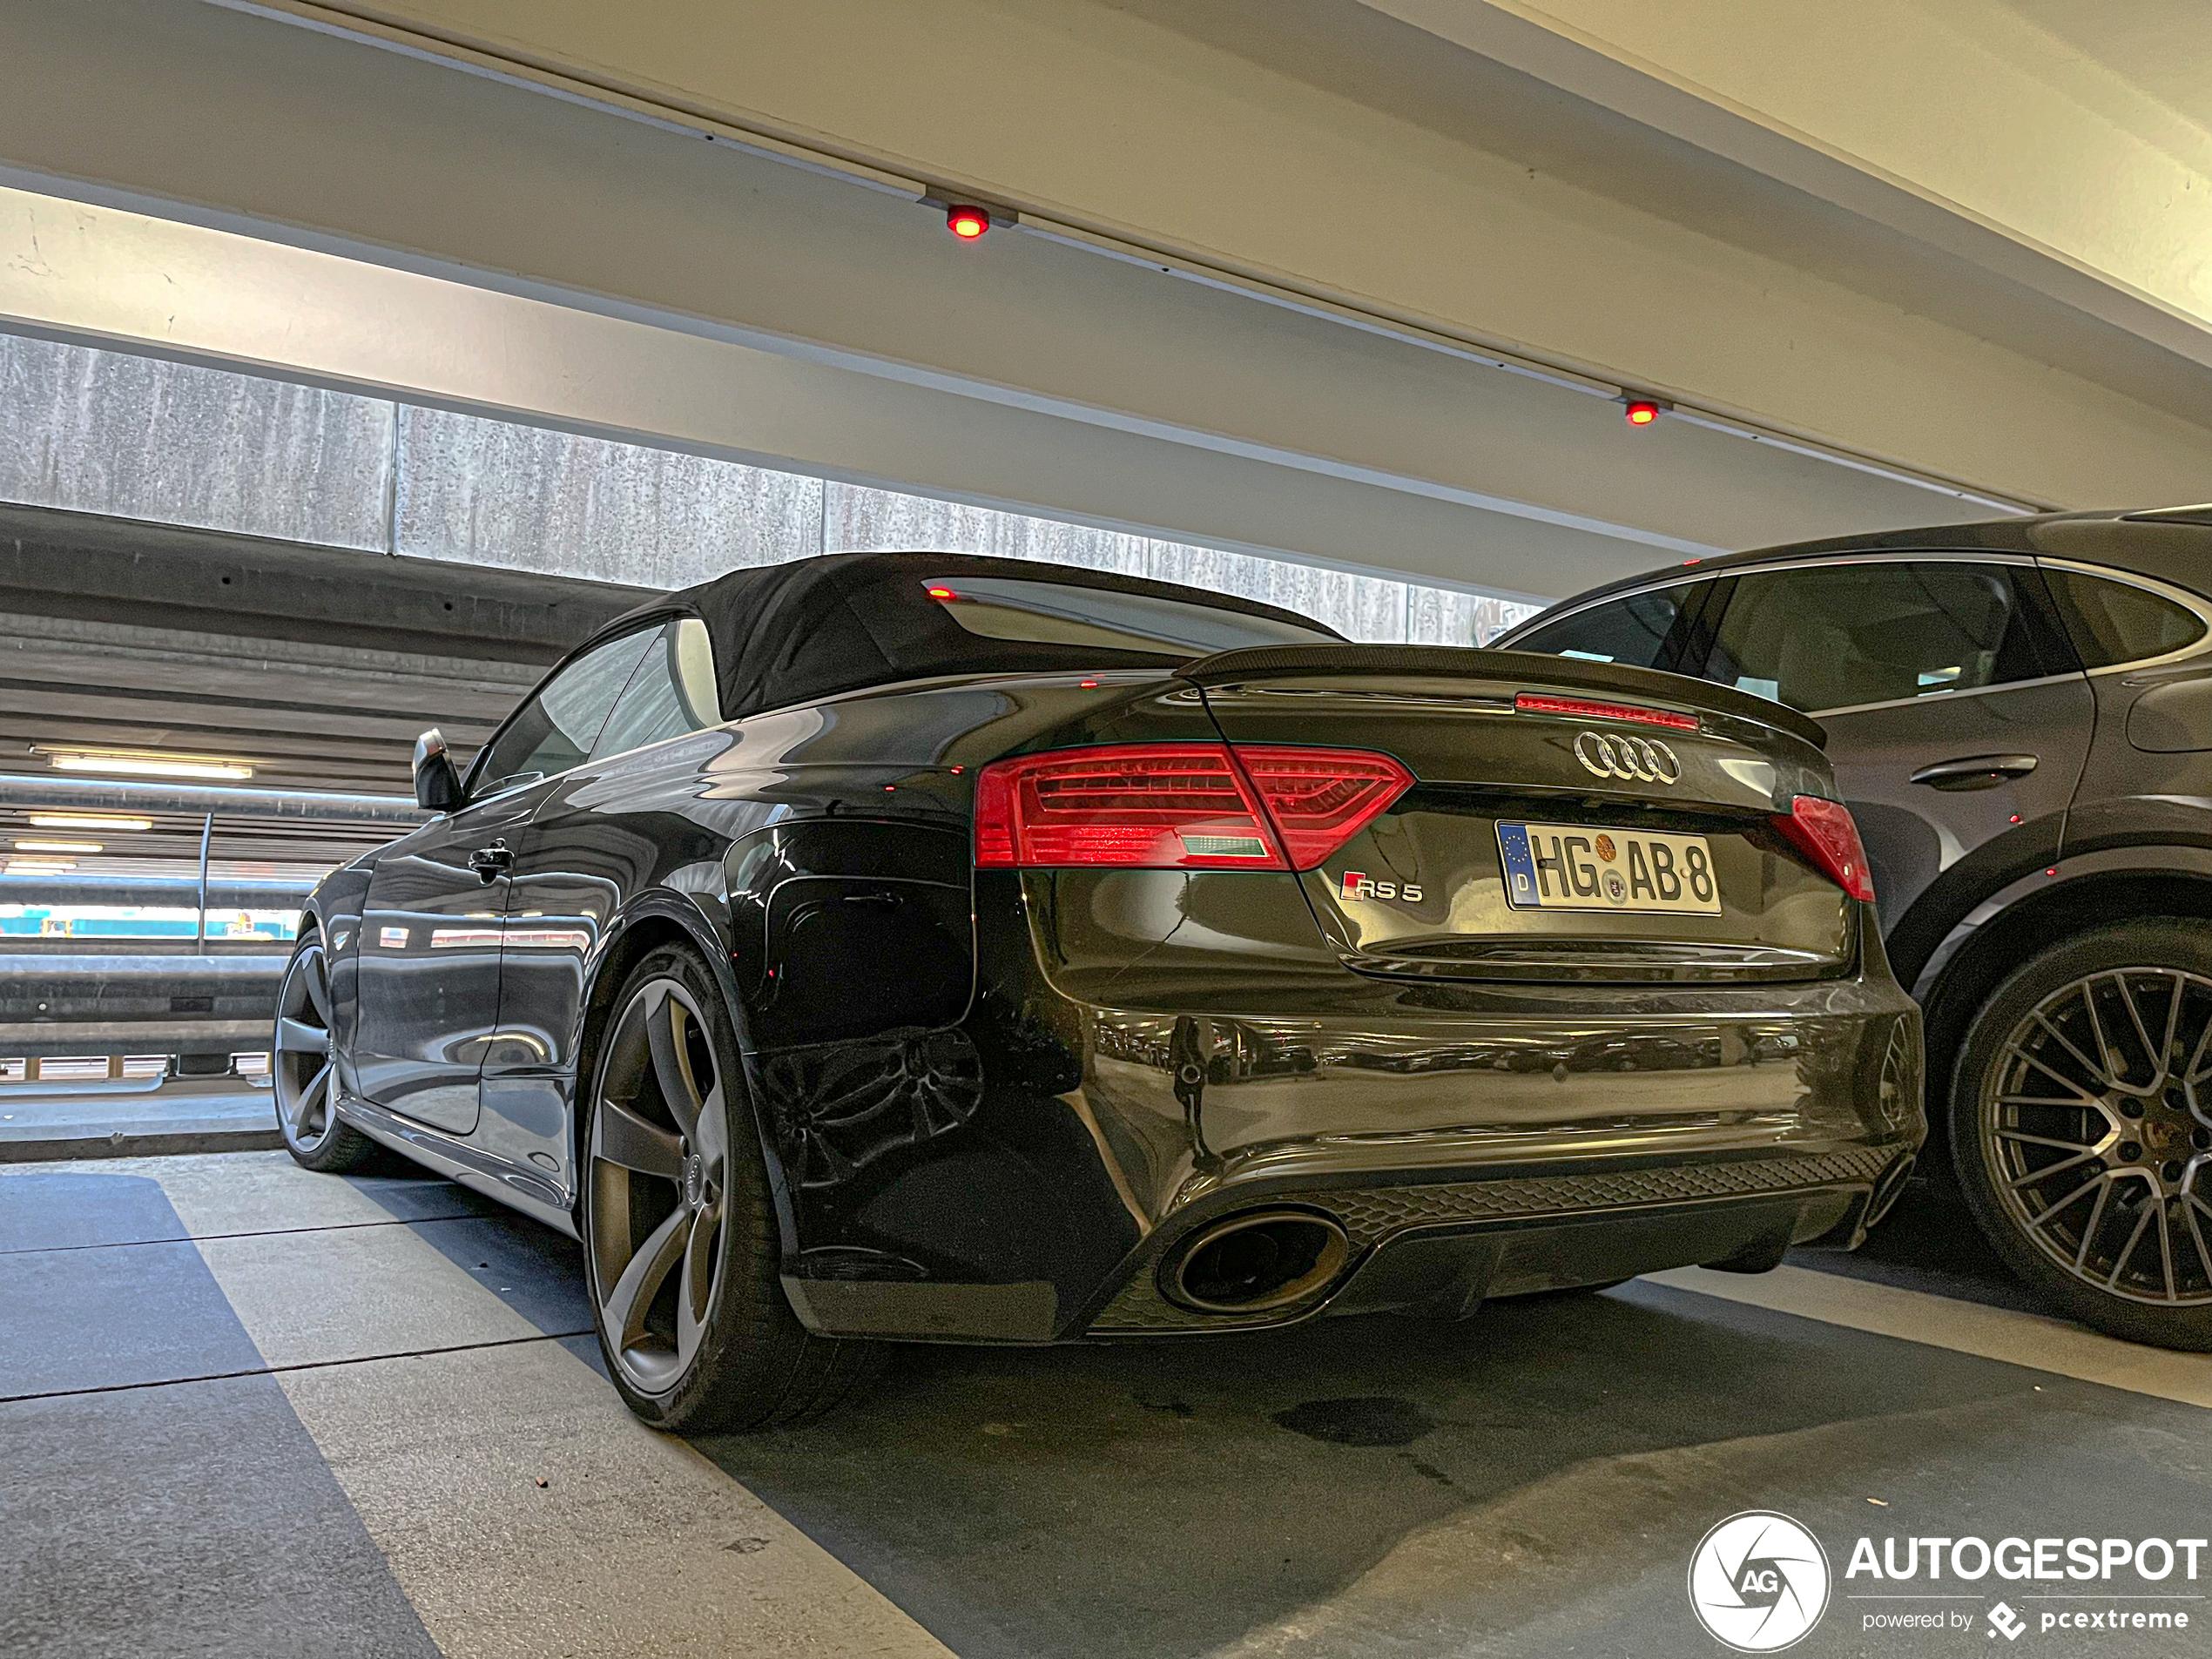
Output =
[
  {"x1": 1364, "y1": 0, "x2": 2212, "y2": 363},
  {"x1": 173, "y1": 0, "x2": 2212, "y2": 512},
  {"x1": 0, "y1": 174, "x2": 1660, "y2": 601}
]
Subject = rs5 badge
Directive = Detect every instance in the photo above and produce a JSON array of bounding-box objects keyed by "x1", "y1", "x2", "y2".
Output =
[{"x1": 1340, "y1": 871, "x2": 1423, "y2": 902}]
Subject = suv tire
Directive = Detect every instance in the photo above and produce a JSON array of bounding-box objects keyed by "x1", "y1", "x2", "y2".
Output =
[{"x1": 1951, "y1": 920, "x2": 2212, "y2": 1350}]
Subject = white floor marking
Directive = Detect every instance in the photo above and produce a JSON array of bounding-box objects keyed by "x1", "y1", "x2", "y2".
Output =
[
  {"x1": 1648, "y1": 1264, "x2": 2212, "y2": 1408},
  {"x1": 195, "y1": 1220, "x2": 557, "y2": 1369},
  {"x1": 74, "y1": 1153, "x2": 956, "y2": 1658},
  {"x1": 276, "y1": 1339, "x2": 956, "y2": 1659}
]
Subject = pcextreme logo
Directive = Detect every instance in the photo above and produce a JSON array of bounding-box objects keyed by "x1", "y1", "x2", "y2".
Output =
[{"x1": 1688, "y1": 1512, "x2": 1831, "y2": 1652}]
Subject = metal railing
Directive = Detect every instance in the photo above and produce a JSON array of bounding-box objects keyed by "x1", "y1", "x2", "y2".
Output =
[
  {"x1": 0, "y1": 774, "x2": 408, "y2": 1061},
  {"x1": 0, "y1": 954, "x2": 287, "y2": 1058}
]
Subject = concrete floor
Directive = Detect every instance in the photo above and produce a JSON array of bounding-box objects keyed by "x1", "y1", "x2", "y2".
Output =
[{"x1": 3, "y1": 1155, "x2": 2209, "y2": 1658}]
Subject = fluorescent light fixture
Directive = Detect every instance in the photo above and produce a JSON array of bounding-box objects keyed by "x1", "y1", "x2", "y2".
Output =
[
  {"x1": 27, "y1": 813, "x2": 153, "y2": 832},
  {"x1": 34, "y1": 746, "x2": 254, "y2": 780},
  {"x1": 4, "y1": 859, "x2": 75, "y2": 873},
  {"x1": 13, "y1": 840, "x2": 102, "y2": 853}
]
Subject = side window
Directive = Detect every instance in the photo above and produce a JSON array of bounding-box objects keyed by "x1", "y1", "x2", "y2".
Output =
[
  {"x1": 1508, "y1": 585, "x2": 1696, "y2": 670},
  {"x1": 592, "y1": 618, "x2": 723, "y2": 759},
  {"x1": 470, "y1": 630, "x2": 657, "y2": 797},
  {"x1": 2041, "y1": 569, "x2": 2208, "y2": 669},
  {"x1": 1699, "y1": 562, "x2": 2054, "y2": 713}
]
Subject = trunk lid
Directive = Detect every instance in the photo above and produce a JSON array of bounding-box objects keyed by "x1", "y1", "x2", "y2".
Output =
[{"x1": 1183, "y1": 645, "x2": 1852, "y2": 982}]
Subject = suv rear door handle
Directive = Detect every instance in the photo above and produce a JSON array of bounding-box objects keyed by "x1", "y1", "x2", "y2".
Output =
[
  {"x1": 468, "y1": 839, "x2": 514, "y2": 882},
  {"x1": 1910, "y1": 754, "x2": 2039, "y2": 792}
]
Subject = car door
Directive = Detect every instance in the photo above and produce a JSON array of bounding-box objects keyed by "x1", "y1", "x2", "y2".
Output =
[
  {"x1": 475, "y1": 617, "x2": 725, "y2": 1184},
  {"x1": 352, "y1": 627, "x2": 657, "y2": 1132},
  {"x1": 1689, "y1": 557, "x2": 2093, "y2": 934}
]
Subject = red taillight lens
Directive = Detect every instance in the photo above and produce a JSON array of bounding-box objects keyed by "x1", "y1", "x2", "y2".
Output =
[
  {"x1": 975, "y1": 745, "x2": 1278, "y2": 869},
  {"x1": 1514, "y1": 691, "x2": 1699, "y2": 732},
  {"x1": 1233, "y1": 746, "x2": 1413, "y2": 868},
  {"x1": 1775, "y1": 794, "x2": 1874, "y2": 902},
  {"x1": 973, "y1": 744, "x2": 1410, "y2": 871}
]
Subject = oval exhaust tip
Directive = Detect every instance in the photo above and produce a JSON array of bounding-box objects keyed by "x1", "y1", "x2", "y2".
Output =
[{"x1": 1166, "y1": 1211, "x2": 1351, "y2": 1313}]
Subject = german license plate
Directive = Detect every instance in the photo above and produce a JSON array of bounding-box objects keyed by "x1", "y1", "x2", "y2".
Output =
[{"x1": 1496, "y1": 821, "x2": 1721, "y2": 915}]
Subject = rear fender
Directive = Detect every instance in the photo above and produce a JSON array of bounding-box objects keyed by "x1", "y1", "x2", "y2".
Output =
[
  {"x1": 570, "y1": 887, "x2": 772, "y2": 1215},
  {"x1": 1913, "y1": 848, "x2": 2212, "y2": 1159},
  {"x1": 1912, "y1": 844, "x2": 2212, "y2": 1007}
]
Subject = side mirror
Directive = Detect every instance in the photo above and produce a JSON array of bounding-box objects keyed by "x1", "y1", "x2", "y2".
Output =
[{"x1": 413, "y1": 728, "x2": 463, "y2": 812}]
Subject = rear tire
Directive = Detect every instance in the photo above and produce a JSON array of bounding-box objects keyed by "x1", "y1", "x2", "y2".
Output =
[
  {"x1": 1950, "y1": 920, "x2": 2212, "y2": 1350},
  {"x1": 274, "y1": 927, "x2": 378, "y2": 1174},
  {"x1": 580, "y1": 943, "x2": 880, "y2": 1431}
]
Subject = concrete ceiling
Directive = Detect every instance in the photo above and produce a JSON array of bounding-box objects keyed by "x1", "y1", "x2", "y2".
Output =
[
  {"x1": 1374, "y1": 0, "x2": 2212, "y2": 374},
  {"x1": 1999, "y1": 0, "x2": 2212, "y2": 135},
  {"x1": 0, "y1": 0, "x2": 2206, "y2": 611},
  {"x1": 0, "y1": 0, "x2": 2124, "y2": 616}
]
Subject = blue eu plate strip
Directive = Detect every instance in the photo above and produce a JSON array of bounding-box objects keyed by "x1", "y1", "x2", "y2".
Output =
[{"x1": 1496, "y1": 821, "x2": 1542, "y2": 909}]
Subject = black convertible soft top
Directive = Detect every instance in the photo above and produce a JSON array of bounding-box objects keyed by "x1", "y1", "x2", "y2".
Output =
[{"x1": 589, "y1": 550, "x2": 1346, "y2": 722}]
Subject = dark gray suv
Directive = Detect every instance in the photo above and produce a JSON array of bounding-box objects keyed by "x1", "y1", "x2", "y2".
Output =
[{"x1": 1500, "y1": 506, "x2": 2212, "y2": 1349}]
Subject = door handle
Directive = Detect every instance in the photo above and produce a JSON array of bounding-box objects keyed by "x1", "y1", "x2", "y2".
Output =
[
  {"x1": 1909, "y1": 754, "x2": 2039, "y2": 792},
  {"x1": 467, "y1": 839, "x2": 514, "y2": 883}
]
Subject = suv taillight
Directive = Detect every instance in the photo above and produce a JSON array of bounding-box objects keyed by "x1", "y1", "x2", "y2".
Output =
[
  {"x1": 1775, "y1": 794, "x2": 1874, "y2": 902},
  {"x1": 974, "y1": 743, "x2": 1411, "y2": 871}
]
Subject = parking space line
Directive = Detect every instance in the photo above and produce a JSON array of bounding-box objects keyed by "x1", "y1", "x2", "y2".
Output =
[
  {"x1": 1647, "y1": 1264, "x2": 2212, "y2": 1408},
  {"x1": 0, "y1": 1328, "x2": 591, "y2": 1406},
  {"x1": 2, "y1": 1213, "x2": 483, "y2": 1255}
]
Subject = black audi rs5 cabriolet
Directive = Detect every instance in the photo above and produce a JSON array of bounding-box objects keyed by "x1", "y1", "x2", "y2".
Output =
[{"x1": 275, "y1": 551, "x2": 1923, "y2": 1428}]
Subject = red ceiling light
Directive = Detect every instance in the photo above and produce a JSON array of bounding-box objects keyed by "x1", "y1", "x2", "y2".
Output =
[
  {"x1": 946, "y1": 205, "x2": 991, "y2": 240},
  {"x1": 1624, "y1": 399, "x2": 1662, "y2": 427}
]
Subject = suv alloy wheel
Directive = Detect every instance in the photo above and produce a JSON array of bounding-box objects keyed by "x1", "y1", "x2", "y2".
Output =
[{"x1": 1952, "y1": 920, "x2": 2212, "y2": 1348}]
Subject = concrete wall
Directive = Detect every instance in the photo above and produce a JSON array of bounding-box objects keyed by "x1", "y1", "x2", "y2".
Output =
[{"x1": 0, "y1": 335, "x2": 1541, "y2": 644}]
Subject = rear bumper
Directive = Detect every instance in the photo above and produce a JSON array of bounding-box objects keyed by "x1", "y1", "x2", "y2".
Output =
[
  {"x1": 1082, "y1": 1146, "x2": 1911, "y2": 1335},
  {"x1": 772, "y1": 917, "x2": 1922, "y2": 1340},
  {"x1": 1064, "y1": 962, "x2": 1922, "y2": 1335}
]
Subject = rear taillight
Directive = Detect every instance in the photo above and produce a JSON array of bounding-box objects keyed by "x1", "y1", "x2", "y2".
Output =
[
  {"x1": 1775, "y1": 795, "x2": 1874, "y2": 902},
  {"x1": 973, "y1": 743, "x2": 1410, "y2": 871},
  {"x1": 1233, "y1": 747, "x2": 1413, "y2": 868}
]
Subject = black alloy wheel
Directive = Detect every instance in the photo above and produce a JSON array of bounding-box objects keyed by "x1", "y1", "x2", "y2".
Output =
[
  {"x1": 1952, "y1": 921, "x2": 2212, "y2": 1349},
  {"x1": 274, "y1": 927, "x2": 377, "y2": 1172},
  {"x1": 581, "y1": 943, "x2": 879, "y2": 1430}
]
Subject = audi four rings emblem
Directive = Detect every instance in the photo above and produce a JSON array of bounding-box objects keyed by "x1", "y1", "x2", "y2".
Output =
[{"x1": 1574, "y1": 730, "x2": 1683, "y2": 784}]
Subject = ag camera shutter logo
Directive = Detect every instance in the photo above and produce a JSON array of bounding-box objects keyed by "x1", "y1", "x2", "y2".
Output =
[{"x1": 1688, "y1": 1512, "x2": 1831, "y2": 1651}]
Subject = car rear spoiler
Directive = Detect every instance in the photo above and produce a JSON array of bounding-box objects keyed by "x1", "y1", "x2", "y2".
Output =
[{"x1": 1175, "y1": 644, "x2": 1827, "y2": 749}]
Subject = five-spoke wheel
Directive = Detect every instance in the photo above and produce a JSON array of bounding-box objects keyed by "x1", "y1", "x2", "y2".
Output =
[
  {"x1": 273, "y1": 929, "x2": 376, "y2": 1172},
  {"x1": 580, "y1": 944, "x2": 879, "y2": 1429},
  {"x1": 588, "y1": 974, "x2": 732, "y2": 1397},
  {"x1": 1954, "y1": 921, "x2": 2212, "y2": 1348}
]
